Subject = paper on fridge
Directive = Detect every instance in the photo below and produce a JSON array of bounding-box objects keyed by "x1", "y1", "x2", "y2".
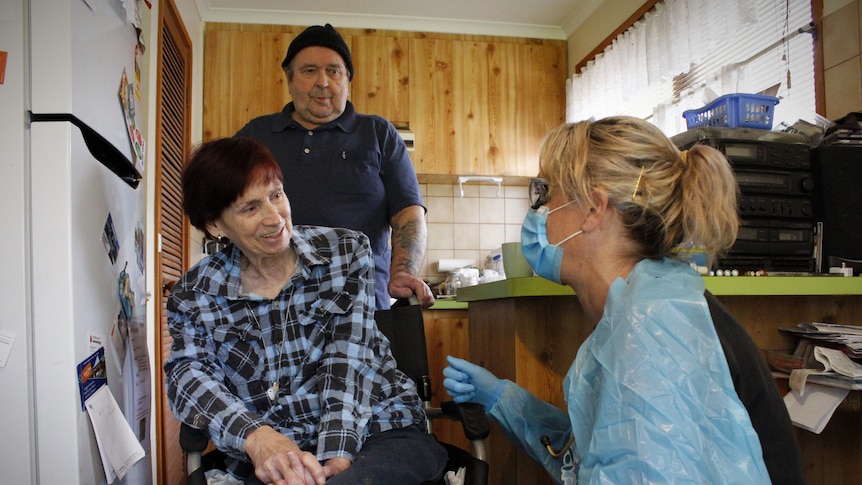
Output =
[{"x1": 85, "y1": 385, "x2": 146, "y2": 482}]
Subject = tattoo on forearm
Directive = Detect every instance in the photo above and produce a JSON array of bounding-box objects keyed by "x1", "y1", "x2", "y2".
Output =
[{"x1": 391, "y1": 217, "x2": 425, "y2": 276}]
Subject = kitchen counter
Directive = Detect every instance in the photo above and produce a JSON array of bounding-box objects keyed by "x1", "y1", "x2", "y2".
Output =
[
  {"x1": 457, "y1": 275, "x2": 862, "y2": 301},
  {"x1": 455, "y1": 276, "x2": 573, "y2": 301},
  {"x1": 427, "y1": 298, "x2": 468, "y2": 310}
]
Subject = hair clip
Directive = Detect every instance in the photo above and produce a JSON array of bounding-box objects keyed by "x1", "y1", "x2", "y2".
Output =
[{"x1": 632, "y1": 165, "x2": 645, "y2": 199}]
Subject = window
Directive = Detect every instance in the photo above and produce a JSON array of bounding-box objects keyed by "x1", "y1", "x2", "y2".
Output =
[{"x1": 567, "y1": 0, "x2": 816, "y2": 137}]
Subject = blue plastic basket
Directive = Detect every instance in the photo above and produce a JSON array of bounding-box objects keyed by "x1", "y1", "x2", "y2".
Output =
[{"x1": 683, "y1": 93, "x2": 779, "y2": 130}]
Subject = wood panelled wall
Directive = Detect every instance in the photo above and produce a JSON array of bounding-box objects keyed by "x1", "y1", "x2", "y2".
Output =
[{"x1": 203, "y1": 23, "x2": 567, "y2": 178}]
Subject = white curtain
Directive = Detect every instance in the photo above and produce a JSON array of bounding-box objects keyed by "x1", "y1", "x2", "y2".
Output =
[{"x1": 566, "y1": 0, "x2": 814, "y2": 135}]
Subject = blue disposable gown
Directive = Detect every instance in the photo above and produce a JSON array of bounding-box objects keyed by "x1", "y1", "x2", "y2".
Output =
[{"x1": 487, "y1": 258, "x2": 770, "y2": 484}]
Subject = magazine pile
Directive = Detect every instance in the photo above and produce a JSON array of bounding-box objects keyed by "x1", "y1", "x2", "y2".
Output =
[
  {"x1": 779, "y1": 322, "x2": 862, "y2": 384},
  {"x1": 777, "y1": 323, "x2": 862, "y2": 433}
]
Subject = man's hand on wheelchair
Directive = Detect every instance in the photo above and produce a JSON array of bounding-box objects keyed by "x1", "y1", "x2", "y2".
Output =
[{"x1": 388, "y1": 271, "x2": 435, "y2": 308}]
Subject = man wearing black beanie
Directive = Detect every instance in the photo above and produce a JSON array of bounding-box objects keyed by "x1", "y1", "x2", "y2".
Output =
[
  {"x1": 237, "y1": 24, "x2": 435, "y2": 313},
  {"x1": 281, "y1": 24, "x2": 354, "y2": 80}
]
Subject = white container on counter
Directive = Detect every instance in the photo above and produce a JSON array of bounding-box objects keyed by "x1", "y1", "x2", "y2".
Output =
[{"x1": 453, "y1": 267, "x2": 480, "y2": 287}]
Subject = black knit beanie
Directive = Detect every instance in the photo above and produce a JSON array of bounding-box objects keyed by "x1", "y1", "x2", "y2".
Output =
[{"x1": 282, "y1": 24, "x2": 354, "y2": 81}]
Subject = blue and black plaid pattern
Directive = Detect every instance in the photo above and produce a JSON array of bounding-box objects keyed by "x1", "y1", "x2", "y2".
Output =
[{"x1": 164, "y1": 225, "x2": 424, "y2": 464}]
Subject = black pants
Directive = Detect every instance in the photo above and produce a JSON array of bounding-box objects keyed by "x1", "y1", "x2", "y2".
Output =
[{"x1": 244, "y1": 426, "x2": 448, "y2": 485}]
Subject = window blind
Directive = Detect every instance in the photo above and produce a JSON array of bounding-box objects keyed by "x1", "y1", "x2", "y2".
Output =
[{"x1": 567, "y1": 0, "x2": 815, "y2": 137}]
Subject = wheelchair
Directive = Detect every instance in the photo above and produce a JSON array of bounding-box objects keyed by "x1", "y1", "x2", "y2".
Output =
[{"x1": 180, "y1": 298, "x2": 490, "y2": 485}]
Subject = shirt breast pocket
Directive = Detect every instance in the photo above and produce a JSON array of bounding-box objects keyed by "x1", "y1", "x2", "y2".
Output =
[
  {"x1": 298, "y1": 291, "x2": 355, "y2": 359},
  {"x1": 211, "y1": 318, "x2": 267, "y2": 392},
  {"x1": 328, "y1": 150, "x2": 382, "y2": 196}
]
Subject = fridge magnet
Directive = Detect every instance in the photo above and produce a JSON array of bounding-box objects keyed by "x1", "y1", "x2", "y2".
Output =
[
  {"x1": 102, "y1": 213, "x2": 119, "y2": 265},
  {"x1": 110, "y1": 309, "x2": 129, "y2": 375},
  {"x1": 77, "y1": 346, "x2": 108, "y2": 411},
  {"x1": 118, "y1": 263, "x2": 134, "y2": 321},
  {"x1": 88, "y1": 333, "x2": 105, "y2": 355},
  {"x1": 118, "y1": 68, "x2": 145, "y2": 173},
  {"x1": 108, "y1": 264, "x2": 137, "y2": 376},
  {"x1": 0, "y1": 50, "x2": 7, "y2": 85},
  {"x1": 134, "y1": 53, "x2": 142, "y2": 102},
  {"x1": 134, "y1": 224, "x2": 144, "y2": 273}
]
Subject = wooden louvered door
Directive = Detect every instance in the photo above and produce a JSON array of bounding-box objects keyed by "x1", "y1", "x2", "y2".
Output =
[{"x1": 154, "y1": 0, "x2": 192, "y2": 483}]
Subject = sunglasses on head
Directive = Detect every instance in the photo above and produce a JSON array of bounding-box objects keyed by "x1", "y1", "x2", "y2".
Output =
[{"x1": 529, "y1": 178, "x2": 549, "y2": 210}]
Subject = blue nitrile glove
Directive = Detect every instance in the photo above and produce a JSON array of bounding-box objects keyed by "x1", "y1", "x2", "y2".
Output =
[{"x1": 442, "y1": 355, "x2": 503, "y2": 411}]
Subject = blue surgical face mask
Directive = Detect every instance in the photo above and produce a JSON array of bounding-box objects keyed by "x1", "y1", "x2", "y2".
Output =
[{"x1": 521, "y1": 201, "x2": 582, "y2": 284}]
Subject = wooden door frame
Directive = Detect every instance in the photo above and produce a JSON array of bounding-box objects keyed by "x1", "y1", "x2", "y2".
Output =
[{"x1": 154, "y1": 0, "x2": 193, "y2": 482}]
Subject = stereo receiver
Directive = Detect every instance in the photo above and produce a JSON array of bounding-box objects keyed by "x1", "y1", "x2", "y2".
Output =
[
  {"x1": 719, "y1": 219, "x2": 816, "y2": 272},
  {"x1": 671, "y1": 127, "x2": 810, "y2": 170},
  {"x1": 734, "y1": 169, "x2": 814, "y2": 197},
  {"x1": 672, "y1": 126, "x2": 815, "y2": 273},
  {"x1": 730, "y1": 219, "x2": 814, "y2": 256},
  {"x1": 738, "y1": 195, "x2": 812, "y2": 219},
  {"x1": 717, "y1": 256, "x2": 816, "y2": 273}
]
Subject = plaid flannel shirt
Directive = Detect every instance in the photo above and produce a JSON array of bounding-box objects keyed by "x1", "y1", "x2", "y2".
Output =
[{"x1": 164, "y1": 225, "x2": 424, "y2": 470}]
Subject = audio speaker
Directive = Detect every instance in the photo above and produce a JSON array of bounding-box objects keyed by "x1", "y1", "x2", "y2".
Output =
[{"x1": 811, "y1": 145, "x2": 862, "y2": 272}]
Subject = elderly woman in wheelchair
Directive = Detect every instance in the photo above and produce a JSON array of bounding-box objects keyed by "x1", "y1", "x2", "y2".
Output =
[{"x1": 164, "y1": 137, "x2": 447, "y2": 485}]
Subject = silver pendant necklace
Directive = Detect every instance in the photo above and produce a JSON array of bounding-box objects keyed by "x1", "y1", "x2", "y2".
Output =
[{"x1": 245, "y1": 301, "x2": 287, "y2": 401}]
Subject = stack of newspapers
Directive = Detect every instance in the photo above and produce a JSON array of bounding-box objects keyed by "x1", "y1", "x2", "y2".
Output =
[{"x1": 780, "y1": 322, "x2": 862, "y2": 390}]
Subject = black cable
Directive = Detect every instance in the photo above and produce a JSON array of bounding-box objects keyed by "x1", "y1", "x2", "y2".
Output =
[{"x1": 540, "y1": 434, "x2": 575, "y2": 458}]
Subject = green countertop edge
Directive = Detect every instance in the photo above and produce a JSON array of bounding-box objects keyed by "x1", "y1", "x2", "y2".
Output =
[
  {"x1": 702, "y1": 275, "x2": 862, "y2": 295},
  {"x1": 455, "y1": 275, "x2": 862, "y2": 302},
  {"x1": 428, "y1": 299, "x2": 469, "y2": 310}
]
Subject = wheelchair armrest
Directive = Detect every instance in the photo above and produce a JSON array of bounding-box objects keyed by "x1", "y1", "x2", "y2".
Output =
[
  {"x1": 418, "y1": 375, "x2": 433, "y2": 402},
  {"x1": 180, "y1": 423, "x2": 210, "y2": 453},
  {"x1": 180, "y1": 423, "x2": 209, "y2": 485},
  {"x1": 440, "y1": 401, "x2": 491, "y2": 441}
]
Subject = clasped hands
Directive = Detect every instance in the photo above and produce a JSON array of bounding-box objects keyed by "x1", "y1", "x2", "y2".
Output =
[
  {"x1": 241, "y1": 358, "x2": 500, "y2": 484},
  {"x1": 245, "y1": 426, "x2": 350, "y2": 485}
]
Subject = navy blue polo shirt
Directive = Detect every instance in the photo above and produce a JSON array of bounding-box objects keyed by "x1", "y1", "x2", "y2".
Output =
[{"x1": 236, "y1": 101, "x2": 425, "y2": 310}]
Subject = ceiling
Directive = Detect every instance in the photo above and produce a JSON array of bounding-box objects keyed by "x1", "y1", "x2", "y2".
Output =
[{"x1": 198, "y1": 0, "x2": 603, "y2": 40}]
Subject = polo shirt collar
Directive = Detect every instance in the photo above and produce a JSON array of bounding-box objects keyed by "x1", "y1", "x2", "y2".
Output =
[{"x1": 271, "y1": 100, "x2": 359, "y2": 134}]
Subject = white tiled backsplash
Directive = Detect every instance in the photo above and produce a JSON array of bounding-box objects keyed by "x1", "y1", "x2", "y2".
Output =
[{"x1": 419, "y1": 182, "x2": 531, "y2": 281}]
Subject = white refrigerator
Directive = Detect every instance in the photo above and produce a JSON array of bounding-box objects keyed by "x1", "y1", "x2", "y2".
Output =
[{"x1": 27, "y1": 0, "x2": 151, "y2": 483}]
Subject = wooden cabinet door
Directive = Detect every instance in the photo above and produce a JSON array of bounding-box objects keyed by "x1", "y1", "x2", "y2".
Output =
[
  {"x1": 202, "y1": 25, "x2": 567, "y2": 177},
  {"x1": 409, "y1": 38, "x2": 491, "y2": 175},
  {"x1": 422, "y1": 309, "x2": 471, "y2": 450},
  {"x1": 203, "y1": 28, "x2": 296, "y2": 140},
  {"x1": 409, "y1": 38, "x2": 565, "y2": 177},
  {"x1": 350, "y1": 35, "x2": 410, "y2": 127},
  {"x1": 488, "y1": 42, "x2": 567, "y2": 177}
]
